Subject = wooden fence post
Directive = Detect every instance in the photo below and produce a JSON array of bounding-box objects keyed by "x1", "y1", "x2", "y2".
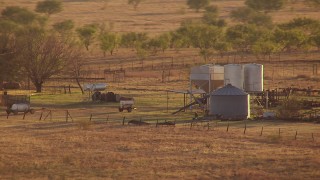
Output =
[
  {"x1": 90, "y1": 114, "x2": 93, "y2": 121},
  {"x1": 243, "y1": 123, "x2": 247, "y2": 134},
  {"x1": 260, "y1": 126, "x2": 263, "y2": 136},
  {"x1": 295, "y1": 131, "x2": 298, "y2": 140},
  {"x1": 66, "y1": 110, "x2": 68, "y2": 122},
  {"x1": 122, "y1": 116, "x2": 125, "y2": 125},
  {"x1": 312, "y1": 133, "x2": 314, "y2": 141},
  {"x1": 39, "y1": 112, "x2": 43, "y2": 121},
  {"x1": 226, "y1": 122, "x2": 229, "y2": 132}
]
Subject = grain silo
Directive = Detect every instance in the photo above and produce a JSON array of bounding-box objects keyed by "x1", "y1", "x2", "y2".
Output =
[
  {"x1": 244, "y1": 63, "x2": 264, "y2": 92},
  {"x1": 224, "y1": 64, "x2": 244, "y2": 90},
  {"x1": 210, "y1": 84, "x2": 250, "y2": 119},
  {"x1": 190, "y1": 64, "x2": 224, "y2": 93}
]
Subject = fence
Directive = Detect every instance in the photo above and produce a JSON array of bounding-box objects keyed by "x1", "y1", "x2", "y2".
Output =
[{"x1": 1, "y1": 109, "x2": 318, "y2": 143}]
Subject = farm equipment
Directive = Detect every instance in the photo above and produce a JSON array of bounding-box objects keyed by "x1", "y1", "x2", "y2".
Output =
[
  {"x1": 119, "y1": 97, "x2": 134, "y2": 112},
  {"x1": 6, "y1": 103, "x2": 35, "y2": 115}
]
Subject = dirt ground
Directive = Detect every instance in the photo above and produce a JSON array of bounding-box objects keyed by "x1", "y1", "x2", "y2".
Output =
[{"x1": 0, "y1": 117, "x2": 319, "y2": 179}]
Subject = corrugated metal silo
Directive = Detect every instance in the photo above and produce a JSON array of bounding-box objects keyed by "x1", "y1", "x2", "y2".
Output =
[
  {"x1": 190, "y1": 64, "x2": 224, "y2": 93},
  {"x1": 244, "y1": 64, "x2": 264, "y2": 92},
  {"x1": 224, "y1": 64, "x2": 244, "y2": 90},
  {"x1": 210, "y1": 84, "x2": 250, "y2": 119}
]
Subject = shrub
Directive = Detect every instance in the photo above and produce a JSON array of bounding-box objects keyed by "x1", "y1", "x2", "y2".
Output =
[{"x1": 276, "y1": 97, "x2": 302, "y2": 119}]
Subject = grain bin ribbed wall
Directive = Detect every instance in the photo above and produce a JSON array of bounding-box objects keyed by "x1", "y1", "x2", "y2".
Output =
[
  {"x1": 224, "y1": 64, "x2": 244, "y2": 90},
  {"x1": 210, "y1": 84, "x2": 250, "y2": 119},
  {"x1": 244, "y1": 64, "x2": 263, "y2": 92}
]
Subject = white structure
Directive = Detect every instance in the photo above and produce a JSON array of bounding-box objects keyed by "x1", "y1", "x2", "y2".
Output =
[
  {"x1": 210, "y1": 84, "x2": 250, "y2": 119},
  {"x1": 190, "y1": 64, "x2": 224, "y2": 93},
  {"x1": 224, "y1": 64, "x2": 244, "y2": 90},
  {"x1": 83, "y1": 83, "x2": 107, "y2": 91},
  {"x1": 244, "y1": 63, "x2": 264, "y2": 92}
]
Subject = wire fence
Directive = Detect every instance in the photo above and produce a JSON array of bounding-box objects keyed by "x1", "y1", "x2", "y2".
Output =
[{"x1": 1, "y1": 109, "x2": 318, "y2": 143}]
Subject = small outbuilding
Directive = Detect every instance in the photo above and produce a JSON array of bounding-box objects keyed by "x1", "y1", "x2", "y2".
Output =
[{"x1": 209, "y1": 84, "x2": 250, "y2": 119}]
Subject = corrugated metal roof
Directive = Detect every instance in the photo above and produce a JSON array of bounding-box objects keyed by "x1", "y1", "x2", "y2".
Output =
[{"x1": 211, "y1": 84, "x2": 248, "y2": 96}]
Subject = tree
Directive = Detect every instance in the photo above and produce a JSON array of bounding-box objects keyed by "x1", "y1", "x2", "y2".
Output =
[
  {"x1": 226, "y1": 24, "x2": 263, "y2": 55},
  {"x1": 65, "y1": 49, "x2": 85, "y2": 94},
  {"x1": 231, "y1": 7, "x2": 273, "y2": 27},
  {"x1": 35, "y1": 0, "x2": 63, "y2": 16},
  {"x1": 279, "y1": 17, "x2": 320, "y2": 35},
  {"x1": 53, "y1": 20, "x2": 74, "y2": 33},
  {"x1": 252, "y1": 32, "x2": 280, "y2": 60},
  {"x1": 273, "y1": 28, "x2": 307, "y2": 52},
  {"x1": 187, "y1": 0, "x2": 210, "y2": 12},
  {"x1": 128, "y1": 0, "x2": 144, "y2": 10},
  {"x1": 16, "y1": 28, "x2": 77, "y2": 92},
  {"x1": 202, "y1": 5, "x2": 226, "y2": 27},
  {"x1": 1, "y1": 6, "x2": 37, "y2": 25},
  {"x1": 76, "y1": 24, "x2": 98, "y2": 51},
  {"x1": 311, "y1": 31, "x2": 320, "y2": 50},
  {"x1": 304, "y1": 0, "x2": 320, "y2": 9},
  {"x1": 99, "y1": 32, "x2": 120, "y2": 56},
  {"x1": 245, "y1": 0, "x2": 284, "y2": 12},
  {"x1": 0, "y1": 20, "x2": 21, "y2": 82}
]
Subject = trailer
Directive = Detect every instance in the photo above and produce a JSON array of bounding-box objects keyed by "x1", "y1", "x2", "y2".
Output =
[
  {"x1": 119, "y1": 97, "x2": 134, "y2": 112},
  {"x1": 6, "y1": 103, "x2": 35, "y2": 115}
]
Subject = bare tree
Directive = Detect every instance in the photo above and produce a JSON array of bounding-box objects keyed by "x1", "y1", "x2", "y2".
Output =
[
  {"x1": 66, "y1": 50, "x2": 86, "y2": 94},
  {"x1": 16, "y1": 28, "x2": 77, "y2": 92}
]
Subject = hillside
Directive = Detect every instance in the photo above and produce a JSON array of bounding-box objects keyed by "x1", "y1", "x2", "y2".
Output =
[{"x1": 1, "y1": 0, "x2": 319, "y2": 35}]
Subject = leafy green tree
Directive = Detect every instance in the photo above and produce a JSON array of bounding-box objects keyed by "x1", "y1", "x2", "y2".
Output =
[
  {"x1": 16, "y1": 28, "x2": 77, "y2": 92},
  {"x1": 128, "y1": 0, "x2": 144, "y2": 10},
  {"x1": 99, "y1": 32, "x2": 120, "y2": 56},
  {"x1": 252, "y1": 32, "x2": 280, "y2": 60},
  {"x1": 145, "y1": 33, "x2": 171, "y2": 54},
  {"x1": 202, "y1": 5, "x2": 226, "y2": 27},
  {"x1": 226, "y1": 24, "x2": 263, "y2": 54},
  {"x1": 176, "y1": 23, "x2": 224, "y2": 61},
  {"x1": 187, "y1": 0, "x2": 210, "y2": 12},
  {"x1": 1, "y1": 6, "x2": 37, "y2": 25},
  {"x1": 53, "y1": 20, "x2": 74, "y2": 35},
  {"x1": 35, "y1": 0, "x2": 63, "y2": 16},
  {"x1": 279, "y1": 17, "x2": 320, "y2": 35},
  {"x1": 311, "y1": 31, "x2": 320, "y2": 50},
  {"x1": 0, "y1": 20, "x2": 21, "y2": 82},
  {"x1": 230, "y1": 7, "x2": 273, "y2": 27},
  {"x1": 245, "y1": 0, "x2": 284, "y2": 12},
  {"x1": 76, "y1": 24, "x2": 98, "y2": 51},
  {"x1": 273, "y1": 28, "x2": 307, "y2": 52}
]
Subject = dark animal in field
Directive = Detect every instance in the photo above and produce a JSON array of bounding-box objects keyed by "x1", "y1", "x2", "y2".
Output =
[
  {"x1": 128, "y1": 120, "x2": 150, "y2": 126},
  {"x1": 156, "y1": 121, "x2": 175, "y2": 126}
]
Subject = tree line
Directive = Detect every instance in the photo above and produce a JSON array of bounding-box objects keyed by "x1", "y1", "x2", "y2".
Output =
[{"x1": 0, "y1": 0, "x2": 320, "y2": 93}]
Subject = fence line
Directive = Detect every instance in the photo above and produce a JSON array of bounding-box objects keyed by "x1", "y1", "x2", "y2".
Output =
[{"x1": 1, "y1": 110, "x2": 318, "y2": 143}]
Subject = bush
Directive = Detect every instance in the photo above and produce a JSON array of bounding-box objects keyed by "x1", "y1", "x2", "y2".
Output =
[{"x1": 276, "y1": 97, "x2": 302, "y2": 119}]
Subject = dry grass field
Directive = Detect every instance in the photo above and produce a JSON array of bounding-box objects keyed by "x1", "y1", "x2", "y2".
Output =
[
  {"x1": 1, "y1": 0, "x2": 320, "y2": 179},
  {"x1": 0, "y1": 118, "x2": 319, "y2": 179}
]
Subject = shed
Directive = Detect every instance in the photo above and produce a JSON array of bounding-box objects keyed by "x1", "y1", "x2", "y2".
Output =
[{"x1": 210, "y1": 84, "x2": 250, "y2": 119}]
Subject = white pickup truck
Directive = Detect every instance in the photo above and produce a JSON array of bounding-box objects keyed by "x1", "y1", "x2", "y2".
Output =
[{"x1": 119, "y1": 97, "x2": 134, "y2": 112}]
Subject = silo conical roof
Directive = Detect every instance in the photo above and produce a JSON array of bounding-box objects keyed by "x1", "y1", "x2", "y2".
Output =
[{"x1": 211, "y1": 84, "x2": 248, "y2": 96}]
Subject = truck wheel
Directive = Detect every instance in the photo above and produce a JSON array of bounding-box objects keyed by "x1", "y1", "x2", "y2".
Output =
[
  {"x1": 127, "y1": 107, "x2": 132, "y2": 112},
  {"x1": 119, "y1": 108, "x2": 123, "y2": 112}
]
